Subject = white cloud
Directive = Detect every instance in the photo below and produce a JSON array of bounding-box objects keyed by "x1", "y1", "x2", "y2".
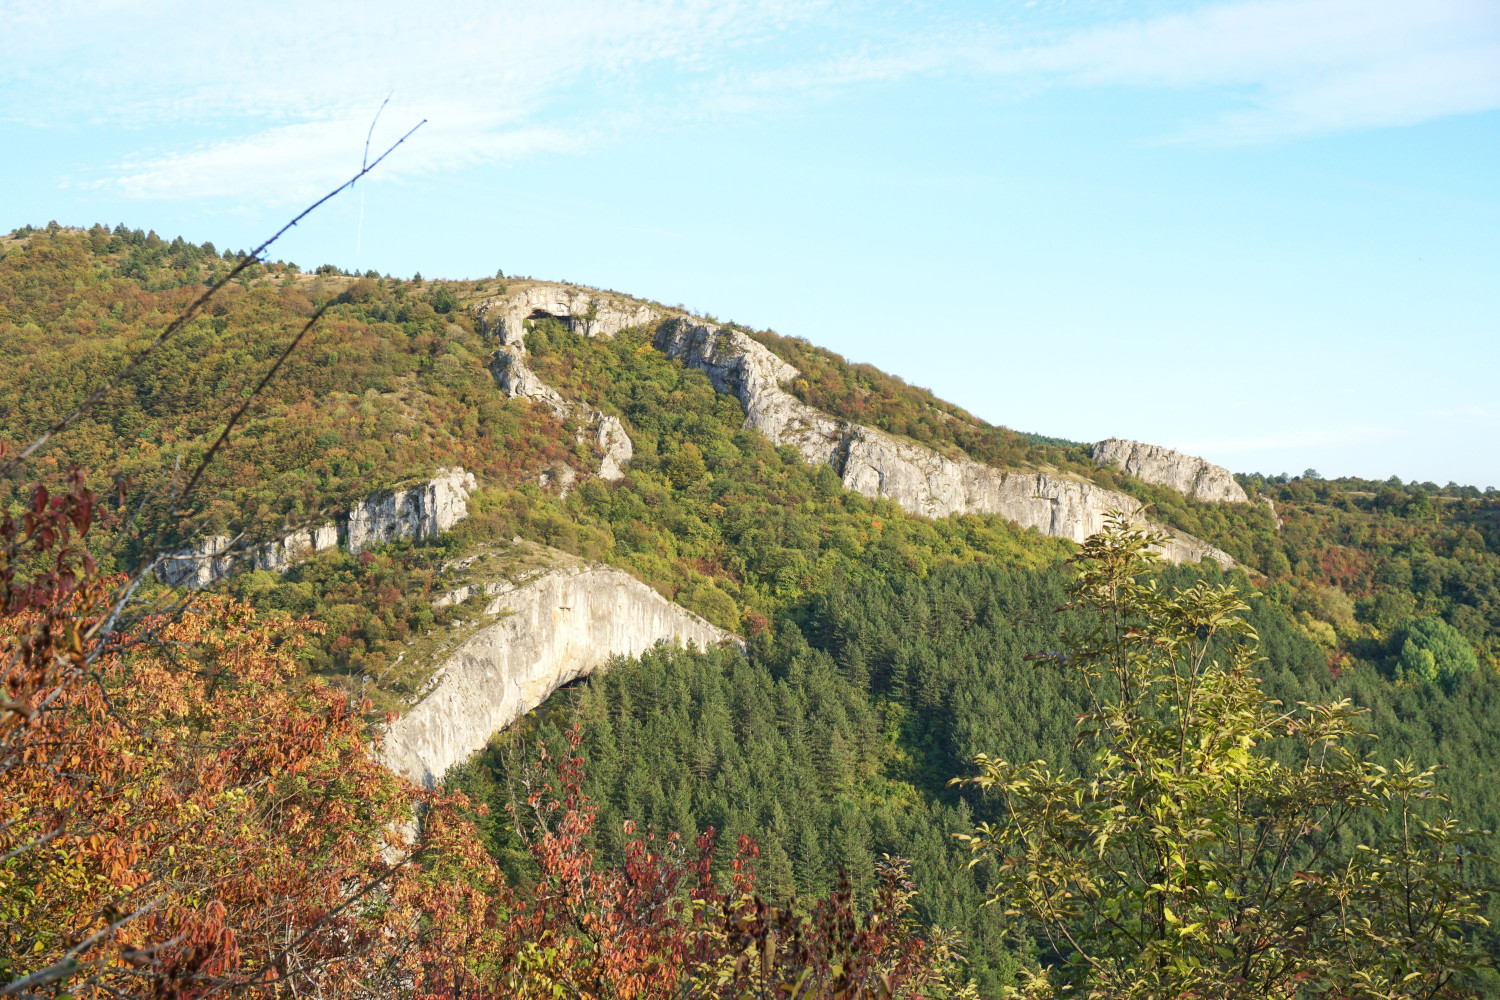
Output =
[
  {"x1": 3, "y1": 0, "x2": 1497, "y2": 199},
  {"x1": 1005, "y1": 0, "x2": 1500, "y2": 139},
  {"x1": 3, "y1": 0, "x2": 827, "y2": 199}
]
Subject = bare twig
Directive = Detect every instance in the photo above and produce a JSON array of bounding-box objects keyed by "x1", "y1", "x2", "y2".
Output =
[
  {"x1": 174, "y1": 302, "x2": 330, "y2": 509},
  {"x1": 363, "y1": 92, "x2": 394, "y2": 173},
  {"x1": 1, "y1": 118, "x2": 425, "y2": 475},
  {"x1": 1, "y1": 895, "x2": 165, "y2": 997},
  {"x1": 0, "y1": 828, "x2": 60, "y2": 864}
]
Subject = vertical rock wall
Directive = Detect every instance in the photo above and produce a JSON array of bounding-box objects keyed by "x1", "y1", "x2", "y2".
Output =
[
  {"x1": 480, "y1": 284, "x2": 643, "y2": 481},
  {"x1": 382, "y1": 562, "x2": 737, "y2": 788},
  {"x1": 469, "y1": 284, "x2": 1237, "y2": 568},
  {"x1": 1091, "y1": 438, "x2": 1248, "y2": 503},
  {"x1": 157, "y1": 534, "x2": 239, "y2": 590},
  {"x1": 653, "y1": 318, "x2": 1236, "y2": 568},
  {"x1": 347, "y1": 468, "x2": 477, "y2": 554},
  {"x1": 158, "y1": 468, "x2": 477, "y2": 589},
  {"x1": 475, "y1": 283, "x2": 663, "y2": 347},
  {"x1": 253, "y1": 523, "x2": 339, "y2": 573}
]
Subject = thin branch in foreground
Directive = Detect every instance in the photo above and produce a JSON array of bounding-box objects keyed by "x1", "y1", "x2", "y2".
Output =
[
  {"x1": 0, "y1": 895, "x2": 165, "y2": 998},
  {"x1": 174, "y1": 301, "x2": 331, "y2": 510},
  {"x1": 1, "y1": 117, "x2": 425, "y2": 475}
]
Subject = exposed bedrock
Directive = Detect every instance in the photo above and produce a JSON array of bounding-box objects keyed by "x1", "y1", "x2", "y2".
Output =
[
  {"x1": 253, "y1": 523, "x2": 339, "y2": 573},
  {"x1": 475, "y1": 282, "x2": 663, "y2": 348},
  {"x1": 382, "y1": 562, "x2": 738, "y2": 788},
  {"x1": 488, "y1": 346, "x2": 570, "y2": 418},
  {"x1": 653, "y1": 318, "x2": 1235, "y2": 568},
  {"x1": 469, "y1": 288, "x2": 1234, "y2": 567},
  {"x1": 158, "y1": 468, "x2": 476, "y2": 589},
  {"x1": 157, "y1": 534, "x2": 241, "y2": 590},
  {"x1": 652, "y1": 318, "x2": 846, "y2": 468},
  {"x1": 1091, "y1": 438, "x2": 1248, "y2": 503},
  {"x1": 482, "y1": 285, "x2": 641, "y2": 481},
  {"x1": 347, "y1": 468, "x2": 477, "y2": 554}
]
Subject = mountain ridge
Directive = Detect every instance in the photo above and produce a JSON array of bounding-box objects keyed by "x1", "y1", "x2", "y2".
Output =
[{"x1": 474, "y1": 279, "x2": 1237, "y2": 566}]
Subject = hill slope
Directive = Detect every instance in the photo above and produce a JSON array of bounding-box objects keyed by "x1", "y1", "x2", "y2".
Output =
[{"x1": 5, "y1": 222, "x2": 1499, "y2": 994}]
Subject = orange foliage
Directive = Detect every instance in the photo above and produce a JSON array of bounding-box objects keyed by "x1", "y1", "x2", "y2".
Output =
[
  {"x1": 2, "y1": 468, "x2": 957, "y2": 998},
  {"x1": 2, "y1": 468, "x2": 418, "y2": 996}
]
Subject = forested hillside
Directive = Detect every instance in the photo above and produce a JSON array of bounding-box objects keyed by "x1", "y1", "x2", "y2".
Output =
[
  {"x1": 452, "y1": 560, "x2": 1500, "y2": 994},
  {"x1": 747, "y1": 324, "x2": 1500, "y2": 668},
  {"x1": 4, "y1": 221, "x2": 1498, "y2": 996},
  {"x1": 0, "y1": 226, "x2": 1069, "y2": 707}
]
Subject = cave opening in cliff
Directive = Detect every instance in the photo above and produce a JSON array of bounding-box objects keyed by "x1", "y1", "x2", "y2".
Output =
[{"x1": 524, "y1": 308, "x2": 578, "y2": 343}]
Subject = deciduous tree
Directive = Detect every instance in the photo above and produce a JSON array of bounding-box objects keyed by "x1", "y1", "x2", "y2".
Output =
[{"x1": 955, "y1": 515, "x2": 1494, "y2": 999}]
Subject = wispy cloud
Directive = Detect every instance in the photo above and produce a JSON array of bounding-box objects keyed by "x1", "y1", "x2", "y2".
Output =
[
  {"x1": 4, "y1": 0, "x2": 1497, "y2": 199},
  {"x1": 3, "y1": 0, "x2": 828, "y2": 200},
  {"x1": 1001, "y1": 0, "x2": 1500, "y2": 140}
]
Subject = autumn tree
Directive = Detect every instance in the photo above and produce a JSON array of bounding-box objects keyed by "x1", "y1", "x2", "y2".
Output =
[
  {"x1": 954, "y1": 515, "x2": 1494, "y2": 999},
  {"x1": 402, "y1": 723, "x2": 969, "y2": 999},
  {"x1": 0, "y1": 467, "x2": 426, "y2": 997}
]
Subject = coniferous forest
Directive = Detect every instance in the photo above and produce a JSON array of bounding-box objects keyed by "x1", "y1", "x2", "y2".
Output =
[{"x1": 3, "y1": 223, "x2": 1499, "y2": 997}]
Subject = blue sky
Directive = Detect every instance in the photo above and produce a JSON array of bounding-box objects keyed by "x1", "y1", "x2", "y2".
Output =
[{"x1": 3, "y1": 0, "x2": 1498, "y2": 487}]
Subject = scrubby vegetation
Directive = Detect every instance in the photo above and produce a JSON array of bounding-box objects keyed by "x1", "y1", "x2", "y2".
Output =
[
  {"x1": 4, "y1": 222, "x2": 1498, "y2": 996},
  {"x1": 746, "y1": 325, "x2": 1500, "y2": 675}
]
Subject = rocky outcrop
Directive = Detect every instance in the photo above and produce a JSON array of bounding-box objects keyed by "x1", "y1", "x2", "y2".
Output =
[
  {"x1": 840, "y1": 424, "x2": 1233, "y2": 566},
  {"x1": 1091, "y1": 439, "x2": 1247, "y2": 503},
  {"x1": 1159, "y1": 527, "x2": 1238, "y2": 566},
  {"x1": 653, "y1": 319, "x2": 846, "y2": 468},
  {"x1": 480, "y1": 284, "x2": 648, "y2": 481},
  {"x1": 653, "y1": 318, "x2": 1234, "y2": 568},
  {"x1": 489, "y1": 348, "x2": 634, "y2": 482},
  {"x1": 157, "y1": 534, "x2": 239, "y2": 589},
  {"x1": 475, "y1": 282, "x2": 663, "y2": 348},
  {"x1": 596, "y1": 416, "x2": 633, "y2": 481},
  {"x1": 382, "y1": 562, "x2": 737, "y2": 787},
  {"x1": 348, "y1": 468, "x2": 477, "y2": 554},
  {"x1": 471, "y1": 288, "x2": 1234, "y2": 567},
  {"x1": 158, "y1": 468, "x2": 477, "y2": 589},
  {"x1": 252, "y1": 523, "x2": 339, "y2": 573},
  {"x1": 488, "y1": 348, "x2": 570, "y2": 418}
]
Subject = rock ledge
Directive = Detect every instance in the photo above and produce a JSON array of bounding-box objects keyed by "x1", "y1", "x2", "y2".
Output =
[
  {"x1": 382, "y1": 560, "x2": 737, "y2": 787},
  {"x1": 1091, "y1": 439, "x2": 1247, "y2": 503}
]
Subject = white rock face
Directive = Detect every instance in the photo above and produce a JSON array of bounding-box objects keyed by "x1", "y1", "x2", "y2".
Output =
[
  {"x1": 1159, "y1": 527, "x2": 1237, "y2": 566},
  {"x1": 489, "y1": 345, "x2": 633, "y2": 482},
  {"x1": 347, "y1": 468, "x2": 477, "y2": 554},
  {"x1": 159, "y1": 470, "x2": 476, "y2": 589},
  {"x1": 480, "y1": 283, "x2": 646, "y2": 481},
  {"x1": 157, "y1": 534, "x2": 238, "y2": 589},
  {"x1": 653, "y1": 319, "x2": 846, "y2": 467},
  {"x1": 489, "y1": 347, "x2": 570, "y2": 418},
  {"x1": 654, "y1": 318, "x2": 1235, "y2": 568},
  {"x1": 252, "y1": 523, "x2": 339, "y2": 573},
  {"x1": 595, "y1": 415, "x2": 633, "y2": 481},
  {"x1": 475, "y1": 282, "x2": 663, "y2": 348},
  {"x1": 1091, "y1": 439, "x2": 1248, "y2": 503},
  {"x1": 382, "y1": 563, "x2": 736, "y2": 787}
]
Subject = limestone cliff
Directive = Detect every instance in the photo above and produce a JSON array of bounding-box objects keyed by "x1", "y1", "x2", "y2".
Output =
[
  {"x1": 347, "y1": 467, "x2": 477, "y2": 553},
  {"x1": 158, "y1": 468, "x2": 476, "y2": 589},
  {"x1": 652, "y1": 318, "x2": 846, "y2": 468},
  {"x1": 480, "y1": 284, "x2": 645, "y2": 481},
  {"x1": 1091, "y1": 439, "x2": 1248, "y2": 503},
  {"x1": 475, "y1": 282, "x2": 663, "y2": 347},
  {"x1": 252, "y1": 523, "x2": 339, "y2": 573},
  {"x1": 468, "y1": 285, "x2": 1234, "y2": 567},
  {"x1": 653, "y1": 318, "x2": 1235, "y2": 568},
  {"x1": 382, "y1": 561, "x2": 736, "y2": 788},
  {"x1": 157, "y1": 534, "x2": 240, "y2": 590}
]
